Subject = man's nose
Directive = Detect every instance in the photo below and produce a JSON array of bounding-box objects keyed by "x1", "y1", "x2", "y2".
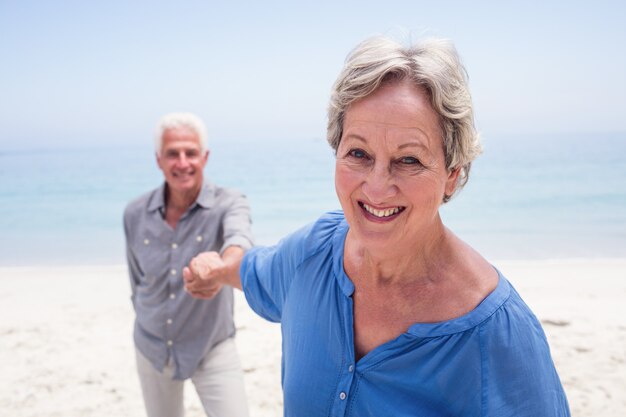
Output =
[{"x1": 176, "y1": 152, "x2": 190, "y2": 166}]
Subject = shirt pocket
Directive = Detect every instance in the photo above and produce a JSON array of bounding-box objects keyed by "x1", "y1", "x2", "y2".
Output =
[{"x1": 132, "y1": 235, "x2": 168, "y2": 291}]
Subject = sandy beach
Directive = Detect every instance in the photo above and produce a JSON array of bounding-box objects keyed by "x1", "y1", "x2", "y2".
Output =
[{"x1": 1, "y1": 259, "x2": 624, "y2": 416}]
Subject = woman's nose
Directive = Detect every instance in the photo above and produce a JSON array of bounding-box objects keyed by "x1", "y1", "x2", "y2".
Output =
[{"x1": 362, "y1": 162, "x2": 396, "y2": 202}]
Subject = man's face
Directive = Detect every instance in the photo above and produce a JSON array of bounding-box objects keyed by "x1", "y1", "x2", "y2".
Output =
[{"x1": 156, "y1": 127, "x2": 208, "y2": 195}]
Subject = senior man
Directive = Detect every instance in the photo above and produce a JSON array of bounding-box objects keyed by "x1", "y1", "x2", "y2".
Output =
[{"x1": 123, "y1": 112, "x2": 252, "y2": 417}]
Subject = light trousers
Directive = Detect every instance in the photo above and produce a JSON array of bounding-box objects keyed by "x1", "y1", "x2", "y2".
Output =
[{"x1": 135, "y1": 337, "x2": 249, "y2": 417}]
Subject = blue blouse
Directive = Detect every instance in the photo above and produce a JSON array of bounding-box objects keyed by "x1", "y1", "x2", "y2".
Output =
[{"x1": 241, "y1": 211, "x2": 570, "y2": 416}]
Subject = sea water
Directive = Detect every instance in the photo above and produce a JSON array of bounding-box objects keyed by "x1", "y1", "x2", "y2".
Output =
[{"x1": 0, "y1": 133, "x2": 624, "y2": 266}]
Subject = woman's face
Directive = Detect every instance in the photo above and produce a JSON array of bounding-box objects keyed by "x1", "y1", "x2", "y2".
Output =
[{"x1": 335, "y1": 80, "x2": 459, "y2": 250}]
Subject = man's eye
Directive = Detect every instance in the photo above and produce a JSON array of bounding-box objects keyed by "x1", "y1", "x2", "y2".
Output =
[{"x1": 186, "y1": 151, "x2": 199, "y2": 158}]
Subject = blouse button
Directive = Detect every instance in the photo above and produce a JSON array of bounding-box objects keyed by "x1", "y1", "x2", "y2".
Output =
[{"x1": 339, "y1": 392, "x2": 346, "y2": 400}]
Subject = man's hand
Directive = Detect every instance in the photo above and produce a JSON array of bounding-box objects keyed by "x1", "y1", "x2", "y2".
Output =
[
  {"x1": 183, "y1": 251, "x2": 225, "y2": 299},
  {"x1": 184, "y1": 246, "x2": 245, "y2": 299}
]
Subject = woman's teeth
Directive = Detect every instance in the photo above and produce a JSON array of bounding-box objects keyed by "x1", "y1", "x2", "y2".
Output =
[{"x1": 362, "y1": 203, "x2": 401, "y2": 218}]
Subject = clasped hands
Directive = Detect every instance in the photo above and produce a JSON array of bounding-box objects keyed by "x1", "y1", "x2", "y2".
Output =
[{"x1": 183, "y1": 251, "x2": 226, "y2": 299}]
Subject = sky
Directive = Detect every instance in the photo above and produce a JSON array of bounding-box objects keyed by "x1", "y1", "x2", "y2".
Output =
[{"x1": 1, "y1": 0, "x2": 624, "y2": 150}]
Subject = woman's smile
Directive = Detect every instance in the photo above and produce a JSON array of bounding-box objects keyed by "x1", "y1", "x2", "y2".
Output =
[
  {"x1": 335, "y1": 79, "x2": 458, "y2": 250},
  {"x1": 358, "y1": 201, "x2": 406, "y2": 222}
]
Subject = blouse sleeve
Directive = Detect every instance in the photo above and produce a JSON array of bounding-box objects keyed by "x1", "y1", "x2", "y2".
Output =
[
  {"x1": 239, "y1": 223, "x2": 313, "y2": 323},
  {"x1": 482, "y1": 288, "x2": 571, "y2": 416}
]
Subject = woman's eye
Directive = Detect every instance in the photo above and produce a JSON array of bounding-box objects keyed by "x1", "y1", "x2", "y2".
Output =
[
  {"x1": 399, "y1": 156, "x2": 420, "y2": 165},
  {"x1": 348, "y1": 149, "x2": 367, "y2": 159}
]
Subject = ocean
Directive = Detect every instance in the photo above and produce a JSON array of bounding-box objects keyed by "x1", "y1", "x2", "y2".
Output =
[{"x1": 1, "y1": 133, "x2": 625, "y2": 266}]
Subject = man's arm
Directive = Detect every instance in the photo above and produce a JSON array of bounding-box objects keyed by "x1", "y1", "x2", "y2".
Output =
[
  {"x1": 123, "y1": 210, "x2": 142, "y2": 307},
  {"x1": 221, "y1": 193, "x2": 254, "y2": 253},
  {"x1": 183, "y1": 245, "x2": 244, "y2": 299},
  {"x1": 184, "y1": 191, "x2": 252, "y2": 299}
]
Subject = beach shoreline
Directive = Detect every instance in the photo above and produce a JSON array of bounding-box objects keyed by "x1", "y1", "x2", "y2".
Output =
[{"x1": 1, "y1": 259, "x2": 624, "y2": 416}]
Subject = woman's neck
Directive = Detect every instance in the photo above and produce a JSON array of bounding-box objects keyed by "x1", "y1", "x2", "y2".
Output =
[{"x1": 344, "y1": 221, "x2": 456, "y2": 287}]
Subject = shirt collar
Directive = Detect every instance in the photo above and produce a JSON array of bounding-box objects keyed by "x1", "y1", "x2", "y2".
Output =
[
  {"x1": 405, "y1": 271, "x2": 510, "y2": 337},
  {"x1": 146, "y1": 180, "x2": 216, "y2": 213},
  {"x1": 146, "y1": 183, "x2": 167, "y2": 213},
  {"x1": 195, "y1": 180, "x2": 216, "y2": 209},
  {"x1": 332, "y1": 216, "x2": 356, "y2": 297}
]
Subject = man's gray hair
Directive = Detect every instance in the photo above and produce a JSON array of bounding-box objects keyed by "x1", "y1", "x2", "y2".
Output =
[
  {"x1": 155, "y1": 112, "x2": 208, "y2": 155},
  {"x1": 327, "y1": 36, "x2": 481, "y2": 201}
]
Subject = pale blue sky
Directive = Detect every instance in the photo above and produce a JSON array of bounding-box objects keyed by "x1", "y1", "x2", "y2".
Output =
[{"x1": 1, "y1": 0, "x2": 624, "y2": 149}]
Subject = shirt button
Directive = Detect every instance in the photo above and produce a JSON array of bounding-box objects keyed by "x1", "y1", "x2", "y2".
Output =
[
  {"x1": 170, "y1": 293, "x2": 176, "y2": 300},
  {"x1": 348, "y1": 365, "x2": 354, "y2": 373},
  {"x1": 170, "y1": 269, "x2": 176, "y2": 275},
  {"x1": 339, "y1": 392, "x2": 346, "y2": 400},
  {"x1": 196, "y1": 235, "x2": 203, "y2": 242},
  {"x1": 166, "y1": 319, "x2": 173, "y2": 325},
  {"x1": 167, "y1": 340, "x2": 173, "y2": 346},
  {"x1": 171, "y1": 243, "x2": 178, "y2": 249},
  {"x1": 143, "y1": 239, "x2": 150, "y2": 245}
]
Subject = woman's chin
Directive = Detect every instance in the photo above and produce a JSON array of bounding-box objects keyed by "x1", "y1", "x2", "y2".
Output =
[{"x1": 350, "y1": 226, "x2": 404, "y2": 249}]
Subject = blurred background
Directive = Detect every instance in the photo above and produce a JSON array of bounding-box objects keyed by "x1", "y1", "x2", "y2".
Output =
[{"x1": 1, "y1": 0, "x2": 625, "y2": 265}]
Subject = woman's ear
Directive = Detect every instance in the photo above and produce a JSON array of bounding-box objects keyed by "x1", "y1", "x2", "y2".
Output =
[{"x1": 444, "y1": 167, "x2": 462, "y2": 200}]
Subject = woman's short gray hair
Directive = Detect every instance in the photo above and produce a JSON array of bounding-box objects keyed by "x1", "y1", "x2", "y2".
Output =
[
  {"x1": 327, "y1": 36, "x2": 481, "y2": 201},
  {"x1": 155, "y1": 112, "x2": 208, "y2": 155}
]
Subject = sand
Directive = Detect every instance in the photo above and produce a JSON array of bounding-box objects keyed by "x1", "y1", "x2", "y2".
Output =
[{"x1": 1, "y1": 259, "x2": 624, "y2": 416}]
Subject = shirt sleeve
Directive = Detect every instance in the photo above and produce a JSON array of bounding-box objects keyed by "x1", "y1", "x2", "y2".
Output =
[
  {"x1": 220, "y1": 192, "x2": 254, "y2": 253},
  {"x1": 239, "y1": 223, "x2": 313, "y2": 323},
  {"x1": 482, "y1": 291, "x2": 571, "y2": 416},
  {"x1": 123, "y1": 207, "x2": 142, "y2": 307}
]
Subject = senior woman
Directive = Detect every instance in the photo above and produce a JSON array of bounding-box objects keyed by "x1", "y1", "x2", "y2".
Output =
[{"x1": 184, "y1": 36, "x2": 570, "y2": 416}]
